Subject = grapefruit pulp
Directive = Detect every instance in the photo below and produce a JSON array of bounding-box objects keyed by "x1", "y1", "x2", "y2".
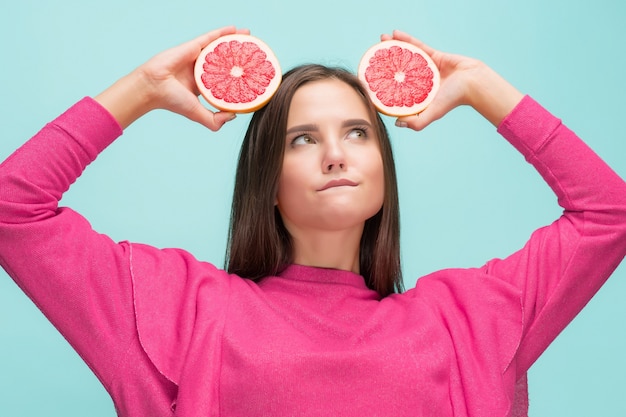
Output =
[
  {"x1": 358, "y1": 40, "x2": 440, "y2": 116},
  {"x1": 194, "y1": 34, "x2": 281, "y2": 113}
]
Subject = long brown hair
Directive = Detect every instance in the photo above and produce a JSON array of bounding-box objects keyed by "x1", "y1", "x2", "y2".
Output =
[{"x1": 226, "y1": 64, "x2": 403, "y2": 297}]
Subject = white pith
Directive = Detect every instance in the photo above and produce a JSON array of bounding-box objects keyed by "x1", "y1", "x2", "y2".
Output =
[{"x1": 230, "y1": 66, "x2": 244, "y2": 77}]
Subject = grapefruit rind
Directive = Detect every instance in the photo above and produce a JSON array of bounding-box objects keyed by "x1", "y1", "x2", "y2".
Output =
[
  {"x1": 358, "y1": 40, "x2": 440, "y2": 117},
  {"x1": 194, "y1": 34, "x2": 282, "y2": 113}
]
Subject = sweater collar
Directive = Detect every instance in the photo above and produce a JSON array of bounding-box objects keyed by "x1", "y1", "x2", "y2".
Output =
[{"x1": 278, "y1": 264, "x2": 368, "y2": 288}]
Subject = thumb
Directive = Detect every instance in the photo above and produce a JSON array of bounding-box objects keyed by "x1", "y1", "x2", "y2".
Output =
[
  {"x1": 185, "y1": 100, "x2": 237, "y2": 131},
  {"x1": 395, "y1": 106, "x2": 441, "y2": 131},
  {"x1": 210, "y1": 111, "x2": 238, "y2": 130},
  {"x1": 395, "y1": 91, "x2": 457, "y2": 131}
]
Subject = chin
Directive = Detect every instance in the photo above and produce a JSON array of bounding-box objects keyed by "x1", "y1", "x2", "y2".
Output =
[
  {"x1": 280, "y1": 198, "x2": 383, "y2": 232},
  {"x1": 314, "y1": 208, "x2": 380, "y2": 231}
]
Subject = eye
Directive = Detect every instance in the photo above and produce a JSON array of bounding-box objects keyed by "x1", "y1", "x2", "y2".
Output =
[
  {"x1": 290, "y1": 134, "x2": 316, "y2": 146},
  {"x1": 346, "y1": 127, "x2": 369, "y2": 140}
]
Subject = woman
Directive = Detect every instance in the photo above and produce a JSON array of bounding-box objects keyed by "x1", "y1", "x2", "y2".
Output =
[{"x1": 1, "y1": 26, "x2": 625, "y2": 416}]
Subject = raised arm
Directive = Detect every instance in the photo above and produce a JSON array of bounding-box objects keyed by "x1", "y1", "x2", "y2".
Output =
[
  {"x1": 388, "y1": 30, "x2": 626, "y2": 372},
  {"x1": 382, "y1": 30, "x2": 524, "y2": 130},
  {"x1": 0, "y1": 26, "x2": 244, "y2": 397},
  {"x1": 95, "y1": 26, "x2": 247, "y2": 130}
]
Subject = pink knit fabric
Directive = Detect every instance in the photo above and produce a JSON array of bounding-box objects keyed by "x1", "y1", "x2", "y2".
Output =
[{"x1": 1, "y1": 96, "x2": 625, "y2": 416}]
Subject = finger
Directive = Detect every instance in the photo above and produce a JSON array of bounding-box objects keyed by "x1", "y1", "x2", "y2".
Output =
[
  {"x1": 182, "y1": 26, "x2": 251, "y2": 64},
  {"x1": 210, "y1": 111, "x2": 238, "y2": 131},
  {"x1": 182, "y1": 25, "x2": 242, "y2": 60},
  {"x1": 395, "y1": 100, "x2": 448, "y2": 132},
  {"x1": 187, "y1": 101, "x2": 237, "y2": 132},
  {"x1": 194, "y1": 110, "x2": 237, "y2": 132},
  {"x1": 390, "y1": 30, "x2": 438, "y2": 57},
  {"x1": 191, "y1": 26, "x2": 238, "y2": 49},
  {"x1": 171, "y1": 26, "x2": 242, "y2": 64},
  {"x1": 190, "y1": 105, "x2": 237, "y2": 132},
  {"x1": 395, "y1": 114, "x2": 425, "y2": 132}
]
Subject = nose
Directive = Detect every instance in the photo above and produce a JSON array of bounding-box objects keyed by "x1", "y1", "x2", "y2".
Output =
[{"x1": 322, "y1": 141, "x2": 347, "y2": 173}]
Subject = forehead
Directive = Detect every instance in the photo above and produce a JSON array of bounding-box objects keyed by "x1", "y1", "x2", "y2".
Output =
[{"x1": 287, "y1": 79, "x2": 371, "y2": 126}]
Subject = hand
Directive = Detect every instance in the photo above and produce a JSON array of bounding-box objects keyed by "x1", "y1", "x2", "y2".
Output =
[
  {"x1": 382, "y1": 30, "x2": 524, "y2": 130},
  {"x1": 96, "y1": 26, "x2": 249, "y2": 131}
]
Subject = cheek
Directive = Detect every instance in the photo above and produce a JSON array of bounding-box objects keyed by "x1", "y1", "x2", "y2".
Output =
[
  {"x1": 276, "y1": 160, "x2": 306, "y2": 208},
  {"x1": 367, "y1": 152, "x2": 385, "y2": 204}
]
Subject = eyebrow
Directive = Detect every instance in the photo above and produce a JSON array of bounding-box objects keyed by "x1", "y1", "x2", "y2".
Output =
[{"x1": 286, "y1": 119, "x2": 372, "y2": 134}]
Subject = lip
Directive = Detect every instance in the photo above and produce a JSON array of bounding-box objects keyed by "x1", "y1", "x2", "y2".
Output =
[{"x1": 317, "y1": 178, "x2": 359, "y2": 191}]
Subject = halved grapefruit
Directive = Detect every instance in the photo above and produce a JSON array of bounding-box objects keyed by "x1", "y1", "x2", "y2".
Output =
[
  {"x1": 358, "y1": 40, "x2": 440, "y2": 116},
  {"x1": 194, "y1": 34, "x2": 281, "y2": 113}
]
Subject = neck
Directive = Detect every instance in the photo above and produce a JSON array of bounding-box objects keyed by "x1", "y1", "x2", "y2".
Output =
[{"x1": 289, "y1": 226, "x2": 362, "y2": 274}]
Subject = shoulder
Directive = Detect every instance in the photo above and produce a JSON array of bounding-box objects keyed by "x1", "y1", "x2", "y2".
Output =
[
  {"x1": 408, "y1": 268, "x2": 523, "y2": 370},
  {"x1": 127, "y1": 242, "x2": 237, "y2": 383}
]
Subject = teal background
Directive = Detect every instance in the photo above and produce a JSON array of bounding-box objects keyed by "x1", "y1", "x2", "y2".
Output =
[{"x1": 1, "y1": 0, "x2": 625, "y2": 415}]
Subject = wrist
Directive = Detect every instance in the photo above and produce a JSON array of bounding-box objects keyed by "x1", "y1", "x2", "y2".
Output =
[
  {"x1": 466, "y1": 63, "x2": 524, "y2": 127},
  {"x1": 94, "y1": 70, "x2": 155, "y2": 130}
]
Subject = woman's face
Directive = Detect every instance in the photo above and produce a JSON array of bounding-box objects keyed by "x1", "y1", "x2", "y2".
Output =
[{"x1": 276, "y1": 78, "x2": 384, "y2": 234}]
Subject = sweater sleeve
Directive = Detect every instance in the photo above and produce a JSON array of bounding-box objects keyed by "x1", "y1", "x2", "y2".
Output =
[
  {"x1": 486, "y1": 95, "x2": 626, "y2": 375},
  {"x1": 0, "y1": 98, "x2": 137, "y2": 389}
]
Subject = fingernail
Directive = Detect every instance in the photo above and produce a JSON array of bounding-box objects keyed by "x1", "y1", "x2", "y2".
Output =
[{"x1": 395, "y1": 121, "x2": 408, "y2": 128}]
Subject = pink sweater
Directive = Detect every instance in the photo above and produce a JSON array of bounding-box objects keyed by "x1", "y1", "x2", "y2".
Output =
[{"x1": 1, "y1": 96, "x2": 625, "y2": 417}]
